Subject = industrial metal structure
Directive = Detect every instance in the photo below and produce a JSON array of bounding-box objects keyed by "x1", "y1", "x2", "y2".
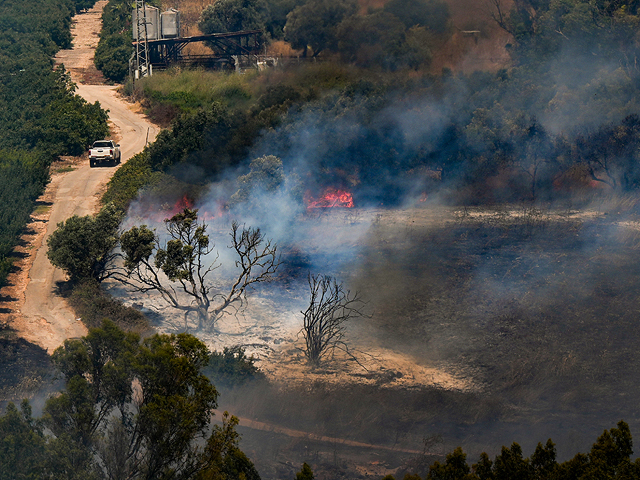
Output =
[
  {"x1": 131, "y1": 3, "x2": 264, "y2": 75},
  {"x1": 132, "y1": 0, "x2": 153, "y2": 79},
  {"x1": 137, "y1": 30, "x2": 264, "y2": 70}
]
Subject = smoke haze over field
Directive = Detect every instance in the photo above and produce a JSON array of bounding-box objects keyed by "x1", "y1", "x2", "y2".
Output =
[{"x1": 110, "y1": 1, "x2": 640, "y2": 477}]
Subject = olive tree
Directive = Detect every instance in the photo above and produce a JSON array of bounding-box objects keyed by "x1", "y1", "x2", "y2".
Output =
[{"x1": 118, "y1": 208, "x2": 279, "y2": 331}]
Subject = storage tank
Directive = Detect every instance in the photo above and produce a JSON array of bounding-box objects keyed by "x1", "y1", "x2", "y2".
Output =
[
  {"x1": 161, "y1": 9, "x2": 180, "y2": 38},
  {"x1": 132, "y1": 6, "x2": 160, "y2": 41}
]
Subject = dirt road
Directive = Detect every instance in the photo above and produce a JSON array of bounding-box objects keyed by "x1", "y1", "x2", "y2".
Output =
[{"x1": 2, "y1": 1, "x2": 158, "y2": 352}]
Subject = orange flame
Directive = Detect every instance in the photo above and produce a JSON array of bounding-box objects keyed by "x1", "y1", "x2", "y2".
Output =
[{"x1": 305, "y1": 188, "x2": 354, "y2": 209}]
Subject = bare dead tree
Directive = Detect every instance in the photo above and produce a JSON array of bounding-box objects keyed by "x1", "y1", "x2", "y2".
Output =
[
  {"x1": 300, "y1": 274, "x2": 367, "y2": 366},
  {"x1": 116, "y1": 209, "x2": 279, "y2": 331},
  {"x1": 487, "y1": 0, "x2": 514, "y2": 35}
]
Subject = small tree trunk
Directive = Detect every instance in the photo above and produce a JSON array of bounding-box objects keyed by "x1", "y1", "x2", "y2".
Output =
[{"x1": 196, "y1": 307, "x2": 210, "y2": 331}]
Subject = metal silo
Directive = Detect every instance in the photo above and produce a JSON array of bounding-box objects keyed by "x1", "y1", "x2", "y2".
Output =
[
  {"x1": 161, "y1": 9, "x2": 180, "y2": 39},
  {"x1": 132, "y1": 5, "x2": 160, "y2": 41}
]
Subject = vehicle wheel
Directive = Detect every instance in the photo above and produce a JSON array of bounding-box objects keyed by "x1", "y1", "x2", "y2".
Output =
[{"x1": 90, "y1": 159, "x2": 95, "y2": 168}]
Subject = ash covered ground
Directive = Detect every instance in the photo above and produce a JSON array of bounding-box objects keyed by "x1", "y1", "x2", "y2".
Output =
[{"x1": 106, "y1": 202, "x2": 640, "y2": 479}]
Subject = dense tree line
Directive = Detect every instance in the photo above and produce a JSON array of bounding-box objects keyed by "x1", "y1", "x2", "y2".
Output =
[
  {"x1": 199, "y1": 0, "x2": 450, "y2": 69},
  {"x1": 0, "y1": 0, "x2": 108, "y2": 287},
  {"x1": 386, "y1": 421, "x2": 640, "y2": 479}
]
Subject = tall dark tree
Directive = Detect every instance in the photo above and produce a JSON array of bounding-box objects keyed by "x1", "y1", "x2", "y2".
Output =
[
  {"x1": 41, "y1": 320, "x2": 260, "y2": 480},
  {"x1": 284, "y1": 0, "x2": 357, "y2": 57},
  {"x1": 198, "y1": 0, "x2": 270, "y2": 34}
]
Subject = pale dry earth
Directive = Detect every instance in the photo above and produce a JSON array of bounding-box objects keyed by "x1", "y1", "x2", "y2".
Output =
[{"x1": 0, "y1": 0, "x2": 159, "y2": 353}]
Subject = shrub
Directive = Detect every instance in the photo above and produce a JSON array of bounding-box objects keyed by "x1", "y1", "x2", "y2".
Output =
[
  {"x1": 67, "y1": 279, "x2": 152, "y2": 333},
  {"x1": 204, "y1": 346, "x2": 265, "y2": 387}
]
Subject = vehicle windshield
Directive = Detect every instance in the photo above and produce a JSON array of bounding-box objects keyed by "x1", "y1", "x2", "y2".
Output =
[{"x1": 93, "y1": 141, "x2": 112, "y2": 148}]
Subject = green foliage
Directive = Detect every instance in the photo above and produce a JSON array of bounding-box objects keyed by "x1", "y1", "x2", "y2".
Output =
[
  {"x1": 0, "y1": 401, "x2": 47, "y2": 480},
  {"x1": 94, "y1": 33, "x2": 132, "y2": 83},
  {"x1": 337, "y1": 12, "x2": 432, "y2": 71},
  {"x1": 198, "y1": 0, "x2": 270, "y2": 34},
  {"x1": 296, "y1": 462, "x2": 315, "y2": 480},
  {"x1": 415, "y1": 421, "x2": 640, "y2": 480},
  {"x1": 0, "y1": 150, "x2": 50, "y2": 286},
  {"x1": 101, "y1": 150, "x2": 164, "y2": 211},
  {"x1": 95, "y1": 0, "x2": 134, "y2": 82},
  {"x1": 47, "y1": 204, "x2": 123, "y2": 283},
  {"x1": 284, "y1": 0, "x2": 358, "y2": 57},
  {"x1": 204, "y1": 346, "x2": 265, "y2": 387},
  {"x1": 145, "y1": 102, "x2": 237, "y2": 176},
  {"x1": 230, "y1": 155, "x2": 284, "y2": 205},
  {"x1": 265, "y1": 0, "x2": 305, "y2": 39},
  {"x1": 0, "y1": 321, "x2": 263, "y2": 479},
  {"x1": 427, "y1": 447, "x2": 472, "y2": 480},
  {"x1": 67, "y1": 279, "x2": 151, "y2": 332},
  {"x1": 120, "y1": 211, "x2": 279, "y2": 330},
  {"x1": 0, "y1": 0, "x2": 108, "y2": 288},
  {"x1": 74, "y1": 0, "x2": 98, "y2": 12},
  {"x1": 383, "y1": 0, "x2": 450, "y2": 33}
]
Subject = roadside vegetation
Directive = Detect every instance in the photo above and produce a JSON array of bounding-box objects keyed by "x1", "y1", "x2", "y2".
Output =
[{"x1": 0, "y1": 0, "x2": 108, "y2": 288}]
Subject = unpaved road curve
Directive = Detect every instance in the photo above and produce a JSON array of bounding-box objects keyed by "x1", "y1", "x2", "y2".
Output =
[{"x1": 12, "y1": 1, "x2": 158, "y2": 352}]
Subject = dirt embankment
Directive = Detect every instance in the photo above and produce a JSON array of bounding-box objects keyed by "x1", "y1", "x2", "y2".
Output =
[{"x1": 0, "y1": 0, "x2": 159, "y2": 353}]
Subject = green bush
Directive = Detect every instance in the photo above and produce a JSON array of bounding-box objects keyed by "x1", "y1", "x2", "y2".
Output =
[
  {"x1": 204, "y1": 346, "x2": 265, "y2": 387},
  {"x1": 94, "y1": 32, "x2": 132, "y2": 83},
  {"x1": 0, "y1": 150, "x2": 51, "y2": 287},
  {"x1": 68, "y1": 280, "x2": 152, "y2": 333},
  {"x1": 102, "y1": 150, "x2": 163, "y2": 211}
]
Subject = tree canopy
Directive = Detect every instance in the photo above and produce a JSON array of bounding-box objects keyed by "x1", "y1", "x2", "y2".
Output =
[
  {"x1": 198, "y1": 0, "x2": 270, "y2": 34},
  {"x1": 284, "y1": 0, "x2": 358, "y2": 57},
  {"x1": 0, "y1": 321, "x2": 260, "y2": 479}
]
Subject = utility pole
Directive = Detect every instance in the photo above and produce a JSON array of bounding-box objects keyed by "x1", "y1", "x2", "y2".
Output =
[{"x1": 134, "y1": 0, "x2": 151, "y2": 80}]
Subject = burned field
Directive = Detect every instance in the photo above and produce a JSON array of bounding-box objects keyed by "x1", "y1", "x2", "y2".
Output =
[
  {"x1": 111, "y1": 203, "x2": 640, "y2": 478},
  {"x1": 347, "y1": 206, "x2": 640, "y2": 454}
]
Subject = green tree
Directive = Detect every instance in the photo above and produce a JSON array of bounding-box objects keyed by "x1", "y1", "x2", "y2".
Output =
[
  {"x1": 530, "y1": 440, "x2": 557, "y2": 480},
  {"x1": 337, "y1": 12, "x2": 404, "y2": 67},
  {"x1": 42, "y1": 321, "x2": 260, "y2": 480},
  {"x1": 198, "y1": 0, "x2": 270, "y2": 34},
  {"x1": 75, "y1": 0, "x2": 98, "y2": 12},
  {"x1": 576, "y1": 115, "x2": 640, "y2": 191},
  {"x1": 118, "y1": 209, "x2": 279, "y2": 330},
  {"x1": 47, "y1": 204, "x2": 123, "y2": 283},
  {"x1": 284, "y1": 0, "x2": 358, "y2": 57},
  {"x1": 94, "y1": 33, "x2": 132, "y2": 83},
  {"x1": 582, "y1": 421, "x2": 635, "y2": 479},
  {"x1": 296, "y1": 462, "x2": 314, "y2": 480},
  {"x1": 492, "y1": 443, "x2": 531, "y2": 480},
  {"x1": 265, "y1": 0, "x2": 305, "y2": 39},
  {"x1": 0, "y1": 401, "x2": 47, "y2": 480},
  {"x1": 205, "y1": 346, "x2": 265, "y2": 387},
  {"x1": 427, "y1": 447, "x2": 473, "y2": 480}
]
